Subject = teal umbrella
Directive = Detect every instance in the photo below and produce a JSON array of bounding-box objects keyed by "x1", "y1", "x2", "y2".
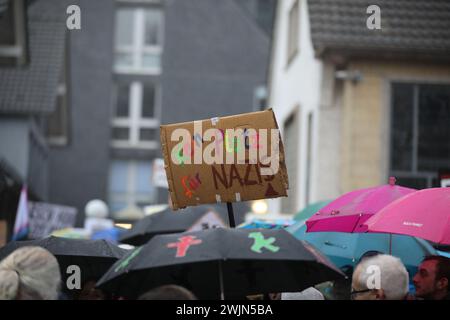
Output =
[
  {"x1": 287, "y1": 220, "x2": 437, "y2": 279},
  {"x1": 238, "y1": 219, "x2": 295, "y2": 230},
  {"x1": 293, "y1": 200, "x2": 331, "y2": 221}
]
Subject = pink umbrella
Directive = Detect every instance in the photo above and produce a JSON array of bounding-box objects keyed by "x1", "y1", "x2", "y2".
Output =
[
  {"x1": 306, "y1": 177, "x2": 416, "y2": 233},
  {"x1": 364, "y1": 187, "x2": 450, "y2": 245}
]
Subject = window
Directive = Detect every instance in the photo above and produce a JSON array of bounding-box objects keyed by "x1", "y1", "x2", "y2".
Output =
[
  {"x1": 0, "y1": 0, "x2": 27, "y2": 66},
  {"x1": 111, "y1": 81, "x2": 160, "y2": 149},
  {"x1": 390, "y1": 83, "x2": 450, "y2": 189},
  {"x1": 287, "y1": 0, "x2": 299, "y2": 65},
  {"x1": 281, "y1": 109, "x2": 300, "y2": 214},
  {"x1": 114, "y1": 6, "x2": 163, "y2": 74},
  {"x1": 108, "y1": 160, "x2": 156, "y2": 215}
]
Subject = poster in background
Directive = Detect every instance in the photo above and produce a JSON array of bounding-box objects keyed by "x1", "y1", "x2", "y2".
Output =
[
  {"x1": 187, "y1": 210, "x2": 227, "y2": 232},
  {"x1": 28, "y1": 202, "x2": 77, "y2": 239},
  {"x1": 153, "y1": 158, "x2": 169, "y2": 188}
]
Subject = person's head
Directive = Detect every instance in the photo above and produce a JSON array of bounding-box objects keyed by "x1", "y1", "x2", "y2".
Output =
[
  {"x1": 0, "y1": 246, "x2": 61, "y2": 300},
  {"x1": 77, "y1": 280, "x2": 106, "y2": 300},
  {"x1": 413, "y1": 255, "x2": 450, "y2": 300},
  {"x1": 138, "y1": 285, "x2": 197, "y2": 300},
  {"x1": 358, "y1": 251, "x2": 382, "y2": 263},
  {"x1": 351, "y1": 254, "x2": 409, "y2": 300},
  {"x1": 281, "y1": 288, "x2": 325, "y2": 300}
]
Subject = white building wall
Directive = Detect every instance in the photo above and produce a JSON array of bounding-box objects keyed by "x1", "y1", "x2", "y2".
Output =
[
  {"x1": 316, "y1": 62, "x2": 343, "y2": 200},
  {"x1": 267, "y1": 0, "x2": 323, "y2": 215}
]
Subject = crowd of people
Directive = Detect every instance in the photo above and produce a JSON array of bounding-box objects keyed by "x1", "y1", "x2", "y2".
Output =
[{"x1": 0, "y1": 245, "x2": 448, "y2": 300}]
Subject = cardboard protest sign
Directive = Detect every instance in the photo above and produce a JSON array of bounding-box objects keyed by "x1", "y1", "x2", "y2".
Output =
[
  {"x1": 28, "y1": 202, "x2": 77, "y2": 239},
  {"x1": 160, "y1": 109, "x2": 289, "y2": 210}
]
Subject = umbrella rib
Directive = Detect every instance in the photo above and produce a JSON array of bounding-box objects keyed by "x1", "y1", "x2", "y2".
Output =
[
  {"x1": 218, "y1": 260, "x2": 225, "y2": 300},
  {"x1": 104, "y1": 240, "x2": 117, "y2": 258},
  {"x1": 350, "y1": 215, "x2": 363, "y2": 233}
]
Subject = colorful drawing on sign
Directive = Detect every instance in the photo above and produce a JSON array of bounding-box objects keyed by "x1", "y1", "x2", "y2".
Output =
[
  {"x1": 167, "y1": 236, "x2": 203, "y2": 257},
  {"x1": 244, "y1": 129, "x2": 261, "y2": 150},
  {"x1": 173, "y1": 137, "x2": 200, "y2": 166},
  {"x1": 181, "y1": 173, "x2": 202, "y2": 198},
  {"x1": 114, "y1": 247, "x2": 142, "y2": 272},
  {"x1": 213, "y1": 129, "x2": 224, "y2": 157},
  {"x1": 225, "y1": 131, "x2": 242, "y2": 153},
  {"x1": 224, "y1": 128, "x2": 263, "y2": 153},
  {"x1": 248, "y1": 232, "x2": 280, "y2": 253},
  {"x1": 193, "y1": 133, "x2": 203, "y2": 147},
  {"x1": 172, "y1": 144, "x2": 186, "y2": 166}
]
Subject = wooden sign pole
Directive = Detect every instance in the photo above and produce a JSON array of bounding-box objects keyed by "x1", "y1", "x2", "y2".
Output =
[{"x1": 226, "y1": 202, "x2": 236, "y2": 228}]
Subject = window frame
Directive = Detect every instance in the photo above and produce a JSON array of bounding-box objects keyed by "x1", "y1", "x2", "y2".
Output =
[
  {"x1": 108, "y1": 159, "x2": 156, "y2": 214},
  {"x1": 114, "y1": 6, "x2": 164, "y2": 75},
  {"x1": 388, "y1": 80, "x2": 450, "y2": 188},
  {"x1": 111, "y1": 81, "x2": 161, "y2": 149},
  {"x1": 0, "y1": 0, "x2": 27, "y2": 66}
]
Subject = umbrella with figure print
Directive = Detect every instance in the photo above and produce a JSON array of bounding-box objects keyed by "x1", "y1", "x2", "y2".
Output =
[
  {"x1": 97, "y1": 228, "x2": 344, "y2": 299},
  {"x1": 0, "y1": 236, "x2": 128, "y2": 290}
]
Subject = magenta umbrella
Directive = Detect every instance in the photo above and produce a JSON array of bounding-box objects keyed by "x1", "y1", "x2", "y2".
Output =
[
  {"x1": 364, "y1": 187, "x2": 450, "y2": 245},
  {"x1": 306, "y1": 177, "x2": 416, "y2": 233}
]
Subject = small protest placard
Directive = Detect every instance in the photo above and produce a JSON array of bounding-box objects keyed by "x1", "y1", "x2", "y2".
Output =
[
  {"x1": 28, "y1": 202, "x2": 77, "y2": 239},
  {"x1": 187, "y1": 210, "x2": 227, "y2": 232}
]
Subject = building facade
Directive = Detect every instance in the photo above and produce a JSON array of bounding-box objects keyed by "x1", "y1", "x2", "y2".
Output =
[
  {"x1": 1, "y1": 0, "x2": 275, "y2": 230},
  {"x1": 21, "y1": 0, "x2": 274, "y2": 225},
  {"x1": 0, "y1": 0, "x2": 67, "y2": 236},
  {"x1": 267, "y1": 0, "x2": 450, "y2": 215}
]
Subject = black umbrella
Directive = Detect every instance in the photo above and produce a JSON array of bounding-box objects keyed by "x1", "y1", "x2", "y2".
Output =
[
  {"x1": 0, "y1": 236, "x2": 128, "y2": 289},
  {"x1": 119, "y1": 205, "x2": 228, "y2": 246},
  {"x1": 97, "y1": 228, "x2": 344, "y2": 299}
]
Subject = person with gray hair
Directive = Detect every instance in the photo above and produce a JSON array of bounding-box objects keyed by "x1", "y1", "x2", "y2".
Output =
[
  {"x1": 0, "y1": 246, "x2": 61, "y2": 300},
  {"x1": 281, "y1": 287, "x2": 325, "y2": 300},
  {"x1": 351, "y1": 254, "x2": 409, "y2": 300}
]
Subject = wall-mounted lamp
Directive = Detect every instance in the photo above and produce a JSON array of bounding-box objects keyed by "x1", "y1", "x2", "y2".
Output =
[{"x1": 335, "y1": 70, "x2": 363, "y2": 83}]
